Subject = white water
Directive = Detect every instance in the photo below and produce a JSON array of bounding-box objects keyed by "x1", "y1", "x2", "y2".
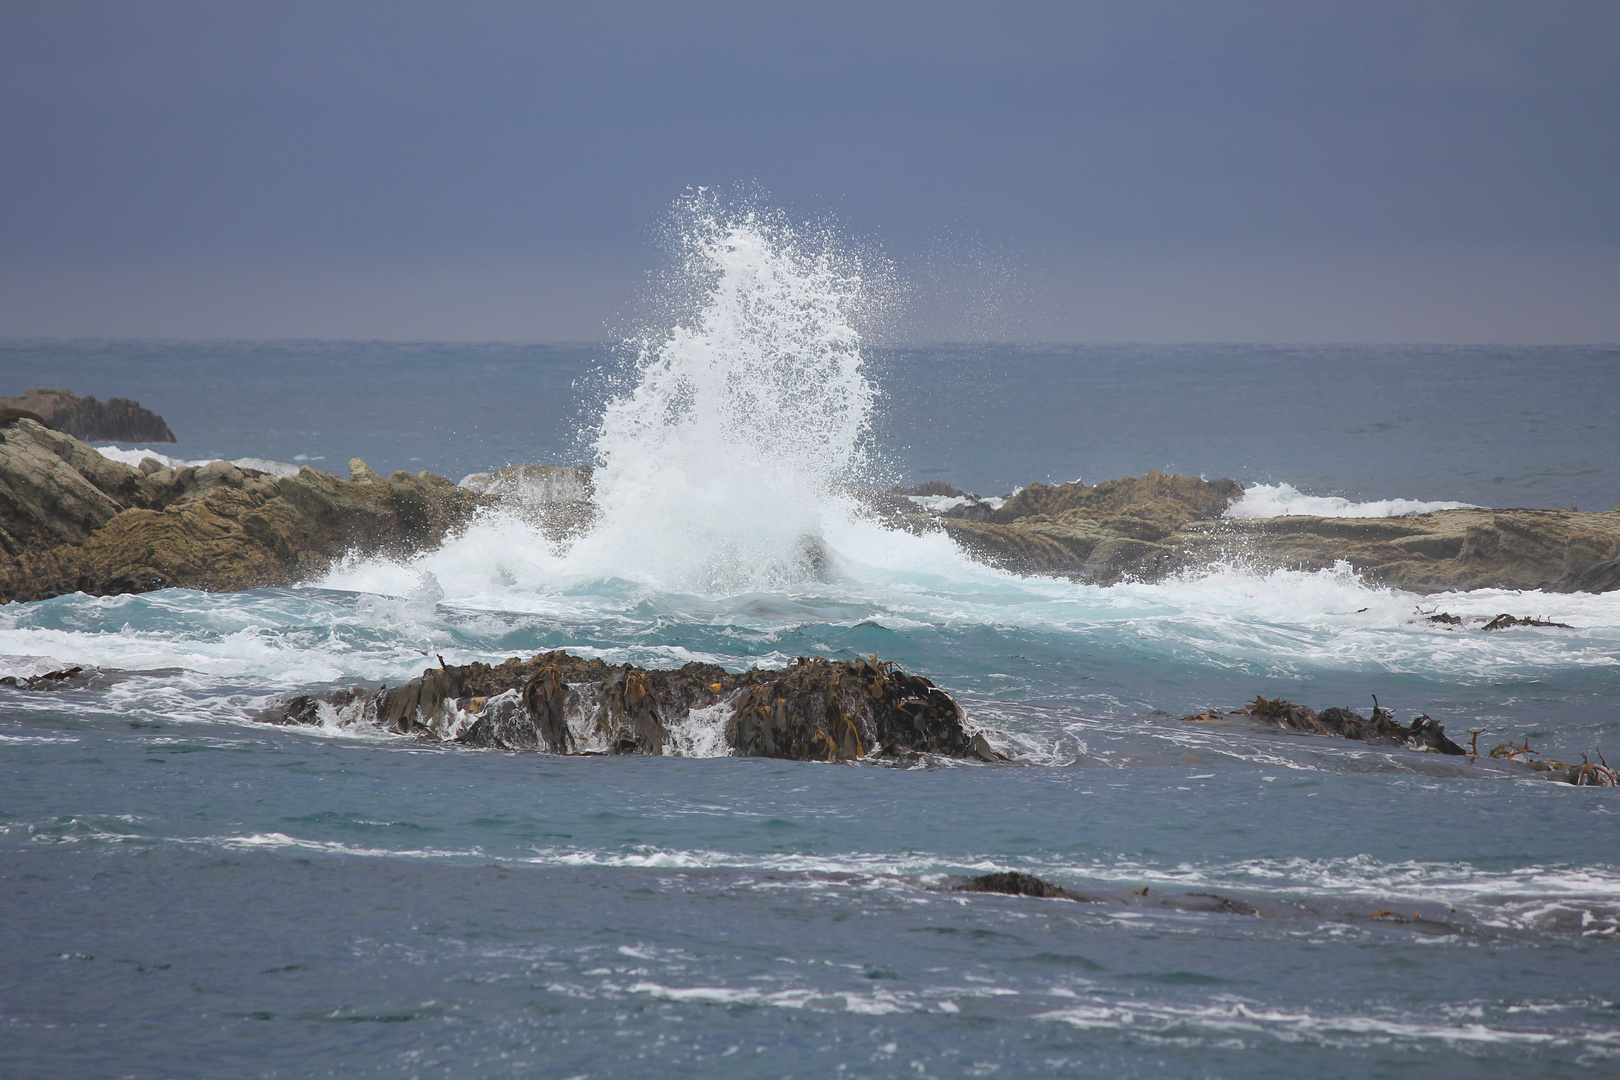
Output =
[
  {"x1": 319, "y1": 194, "x2": 988, "y2": 601},
  {"x1": 1227, "y1": 482, "x2": 1477, "y2": 519},
  {"x1": 576, "y1": 194, "x2": 882, "y2": 591},
  {"x1": 94, "y1": 444, "x2": 304, "y2": 478}
]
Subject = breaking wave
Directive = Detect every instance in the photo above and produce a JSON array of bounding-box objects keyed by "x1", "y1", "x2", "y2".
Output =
[{"x1": 1226, "y1": 482, "x2": 1477, "y2": 519}]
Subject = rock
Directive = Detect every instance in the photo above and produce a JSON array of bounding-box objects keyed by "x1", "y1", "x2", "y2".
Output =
[
  {"x1": 938, "y1": 471, "x2": 1243, "y2": 581},
  {"x1": 956, "y1": 871, "x2": 1082, "y2": 899},
  {"x1": 1241, "y1": 694, "x2": 1466, "y2": 755},
  {"x1": 258, "y1": 651, "x2": 1004, "y2": 764},
  {"x1": 0, "y1": 388, "x2": 175, "y2": 443},
  {"x1": 1552, "y1": 556, "x2": 1620, "y2": 594},
  {"x1": 1481, "y1": 614, "x2": 1574, "y2": 630},
  {"x1": 1167, "y1": 510, "x2": 1620, "y2": 594},
  {"x1": 0, "y1": 665, "x2": 97, "y2": 691},
  {"x1": 0, "y1": 420, "x2": 487, "y2": 602},
  {"x1": 919, "y1": 471, "x2": 1620, "y2": 593},
  {"x1": 989, "y1": 472, "x2": 1243, "y2": 525}
]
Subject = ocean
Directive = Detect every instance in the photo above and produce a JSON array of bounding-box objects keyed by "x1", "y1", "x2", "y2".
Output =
[{"x1": 3, "y1": 208, "x2": 1619, "y2": 1078}]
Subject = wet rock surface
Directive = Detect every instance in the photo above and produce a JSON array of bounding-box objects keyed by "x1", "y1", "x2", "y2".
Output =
[
  {"x1": 0, "y1": 388, "x2": 175, "y2": 443},
  {"x1": 0, "y1": 418, "x2": 485, "y2": 601},
  {"x1": 1180, "y1": 695, "x2": 1620, "y2": 786},
  {"x1": 1241, "y1": 695, "x2": 1467, "y2": 755},
  {"x1": 886, "y1": 471, "x2": 1620, "y2": 593},
  {"x1": 258, "y1": 651, "x2": 1004, "y2": 764}
]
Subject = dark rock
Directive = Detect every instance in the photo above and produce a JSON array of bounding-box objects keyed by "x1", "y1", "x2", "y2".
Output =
[
  {"x1": 957, "y1": 871, "x2": 1079, "y2": 899},
  {"x1": 1553, "y1": 556, "x2": 1620, "y2": 594},
  {"x1": 1481, "y1": 613, "x2": 1574, "y2": 630},
  {"x1": 258, "y1": 651, "x2": 1001, "y2": 764},
  {"x1": 1244, "y1": 695, "x2": 1465, "y2": 755},
  {"x1": 0, "y1": 665, "x2": 94, "y2": 691},
  {"x1": 0, "y1": 388, "x2": 175, "y2": 443}
]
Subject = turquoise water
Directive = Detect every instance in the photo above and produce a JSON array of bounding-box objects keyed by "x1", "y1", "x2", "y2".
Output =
[{"x1": 3, "y1": 328, "x2": 1619, "y2": 1078}]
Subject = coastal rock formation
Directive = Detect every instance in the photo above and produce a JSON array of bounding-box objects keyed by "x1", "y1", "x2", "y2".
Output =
[
  {"x1": 0, "y1": 388, "x2": 176, "y2": 443},
  {"x1": 937, "y1": 471, "x2": 1245, "y2": 581},
  {"x1": 0, "y1": 417, "x2": 485, "y2": 602},
  {"x1": 910, "y1": 472, "x2": 1620, "y2": 593},
  {"x1": 1241, "y1": 695, "x2": 1466, "y2": 755},
  {"x1": 1182, "y1": 696, "x2": 1619, "y2": 786},
  {"x1": 259, "y1": 651, "x2": 1004, "y2": 763}
]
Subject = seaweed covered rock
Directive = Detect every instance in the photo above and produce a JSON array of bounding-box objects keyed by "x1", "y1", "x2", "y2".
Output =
[
  {"x1": 258, "y1": 651, "x2": 1002, "y2": 764},
  {"x1": 0, "y1": 417, "x2": 487, "y2": 601},
  {"x1": 1243, "y1": 695, "x2": 1466, "y2": 754},
  {"x1": 956, "y1": 872, "x2": 1082, "y2": 900}
]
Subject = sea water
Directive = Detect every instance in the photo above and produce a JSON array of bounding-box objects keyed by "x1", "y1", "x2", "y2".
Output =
[{"x1": 3, "y1": 202, "x2": 1619, "y2": 1077}]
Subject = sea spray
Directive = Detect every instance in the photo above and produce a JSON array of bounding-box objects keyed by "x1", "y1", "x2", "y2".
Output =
[{"x1": 584, "y1": 194, "x2": 885, "y2": 591}]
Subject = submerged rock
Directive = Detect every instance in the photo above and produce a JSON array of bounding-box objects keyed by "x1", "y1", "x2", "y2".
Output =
[
  {"x1": 956, "y1": 871, "x2": 1084, "y2": 900},
  {"x1": 258, "y1": 651, "x2": 1005, "y2": 764},
  {"x1": 1199, "y1": 695, "x2": 1619, "y2": 786},
  {"x1": 0, "y1": 388, "x2": 175, "y2": 443},
  {"x1": 1241, "y1": 695, "x2": 1467, "y2": 755},
  {"x1": 0, "y1": 418, "x2": 486, "y2": 602}
]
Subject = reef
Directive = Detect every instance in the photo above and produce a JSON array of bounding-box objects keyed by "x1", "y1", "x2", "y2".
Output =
[
  {"x1": 892, "y1": 471, "x2": 1620, "y2": 593},
  {"x1": 1181, "y1": 696, "x2": 1620, "y2": 786},
  {"x1": 257, "y1": 651, "x2": 1004, "y2": 764},
  {"x1": 0, "y1": 417, "x2": 484, "y2": 602},
  {"x1": 0, "y1": 388, "x2": 176, "y2": 443}
]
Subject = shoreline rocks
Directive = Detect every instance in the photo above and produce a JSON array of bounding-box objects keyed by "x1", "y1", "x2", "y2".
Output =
[
  {"x1": 0, "y1": 388, "x2": 175, "y2": 443},
  {"x1": 0, "y1": 418, "x2": 484, "y2": 602},
  {"x1": 258, "y1": 651, "x2": 1005, "y2": 764},
  {"x1": 4, "y1": 413, "x2": 1619, "y2": 602},
  {"x1": 908, "y1": 472, "x2": 1620, "y2": 593}
]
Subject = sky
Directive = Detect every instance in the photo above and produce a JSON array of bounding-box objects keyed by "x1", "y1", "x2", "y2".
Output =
[{"x1": 2, "y1": 1, "x2": 1617, "y2": 343}]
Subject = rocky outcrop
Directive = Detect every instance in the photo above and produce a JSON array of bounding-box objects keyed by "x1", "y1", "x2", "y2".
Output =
[
  {"x1": 1179, "y1": 696, "x2": 1619, "y2": 785},
  {"x1": 259, "y1": 651, "x2": 1004, "y2": 764},
  {"x1": 935, "y1": 471, "x2": 1244, "y2": 581},
  {"x1": 908, "y1": 472, "x2": 1620, "y2": 593},
  {"x1": 1240, "y1": 695, "x2": 1466, "y2": 754},
  {"x1": 0, "y1": 418, "x2": 486, "y2": 602},
  {"x1": 0, "y1": 388, "x2": 175, "y2": 443}
]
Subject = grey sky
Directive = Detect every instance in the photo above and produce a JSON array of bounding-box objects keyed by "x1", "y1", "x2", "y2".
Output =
[{"x1": 3, "y1": 1, "x2": 1617, "y2": 342}]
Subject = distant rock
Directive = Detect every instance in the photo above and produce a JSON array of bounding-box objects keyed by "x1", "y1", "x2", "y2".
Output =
[
  {"x1": 0, "y1": 388, "x2": 176, "y2": 443},
  {"x1": 904, "y1": 471, "x2": 1620, "y2": 594},
  {"x1": 0, "y1": 418, "x2": 485, "y2": 602}
]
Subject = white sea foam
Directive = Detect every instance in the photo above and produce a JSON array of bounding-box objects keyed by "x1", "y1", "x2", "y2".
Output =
[
  {"x1": 1035, "y1": 998, "x2": 1607, "y2": 1048},
  {"x1": 94, "y1": 445, "x2": 303, "y2": 478},
  {"x1": 1226, "y1": 482, "x2": 1477, "y2": 519}
]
